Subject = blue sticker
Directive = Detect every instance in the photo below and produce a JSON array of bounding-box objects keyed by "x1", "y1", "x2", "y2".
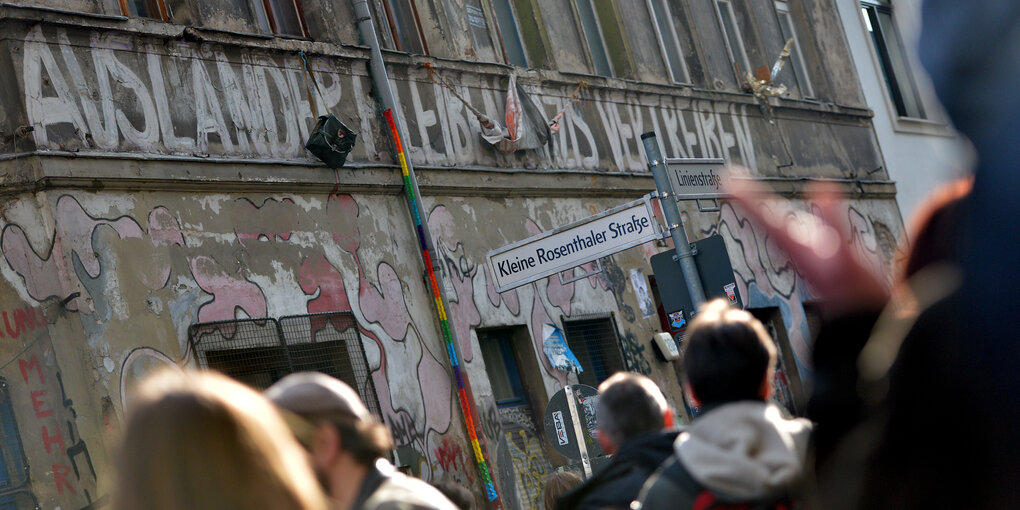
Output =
[{"x1": 669, "y1": 310, "x2": 687, "y2": 330}]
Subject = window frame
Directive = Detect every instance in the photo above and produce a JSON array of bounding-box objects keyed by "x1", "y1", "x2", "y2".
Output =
[
  {"x1": 645, "y1": 0, "x2": 691, "y2": 84},
  {"x1": 573, "y1": 0, "x2": 615, "y2": 77},
  {"x1": 488, "y1": 0, "x2": 530, "y2": 67},
  {"x1": 110, "y1": 0, "x2": 170, "y2": 21},
  {"x1": 713, "y1": 0, "x2": 752, "y2": 86},
  {"x1": 259, "y1": 0, "x2": 309, "y2": 38},
  {"x1": 380, "y1": 0, "x2": 430, "y2": 55},
  {"x1": 773, "y1": 0, "x2": 815, "y2": 98},
  {"x1": 561, "y1": 313, "x2": 626, "y2": 388},
  {"x1": 860, "y1": 0, "x2": 925, "y2": 120}
]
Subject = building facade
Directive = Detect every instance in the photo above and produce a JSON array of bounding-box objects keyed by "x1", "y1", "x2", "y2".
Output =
[
  {"x1": 0, "y1": 1, "x2": 904, "y2": 508},
  {"x1": 837, "y1": 0, "x2": 967, "y2": 221}
]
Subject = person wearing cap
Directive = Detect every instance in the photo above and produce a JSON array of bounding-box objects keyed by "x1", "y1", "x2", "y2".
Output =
[{"x1": 265, "y1": 372, "x2": 459, "y2": 510}]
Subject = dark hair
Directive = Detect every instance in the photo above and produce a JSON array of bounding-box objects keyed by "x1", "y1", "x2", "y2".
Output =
[
  {"x1": 596, "y1": 372, "x2": 668, "y2": 446},
  {"x1": 303, "y1": 411, "x2": 393, "y2": 465},
  {"x1": 682, "y1": 299, "x2": 776, "y2": 406},
  {"x1": 543, "y1": 470, "x2": 582, "y2": 510},
  {"x1": 902, "y1": 177, "x2": 971, "y2": 279},
  {"x1": 431, "y1": 479, "x2": 474, "y2": 510}
]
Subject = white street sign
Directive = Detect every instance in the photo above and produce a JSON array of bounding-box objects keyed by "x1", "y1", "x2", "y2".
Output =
[
  {"x1": 664, "y1": 158, "x2": 728, "y2": 200},
  {"x1": 486, "y1": 195, "x2": 661, "y2": 292}
]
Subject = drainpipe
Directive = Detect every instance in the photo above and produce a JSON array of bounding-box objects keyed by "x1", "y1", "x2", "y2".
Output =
[{"x1": 350, "y1": 2, "x2": 501, "y2": 505}]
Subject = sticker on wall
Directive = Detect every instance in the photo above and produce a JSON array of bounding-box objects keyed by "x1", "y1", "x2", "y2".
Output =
[
  {"x1": 552, "y1": 410, "x2": 569, "y2": 445},
  {"x1": 630, "y1": 268, "x2": 657, "y2": 319},
  {"x1": 542, "y1": 323, "x2": 584, "y2": 374},
  {"x1": 724, "y1": 283, "x2": 737, "y2": 305},
  {"x1": 668, "y1": 310, "x2": 687, "y2": 330}
]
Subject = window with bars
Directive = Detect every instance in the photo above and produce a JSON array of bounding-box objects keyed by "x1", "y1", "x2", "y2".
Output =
[
  {"x1": 861, "y1": 0, "x2": 924, "y2": 118},
  {"x1": 562, "y1": 313, "x2": 625, "y2": 388},
  {"x1": 188, "y1": 312, "x2": 381, "y2": 418}
]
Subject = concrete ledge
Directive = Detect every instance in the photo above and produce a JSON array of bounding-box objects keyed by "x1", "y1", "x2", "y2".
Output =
[{"x1": 0, "y1": 152, "x2": 897, "y2": 201}]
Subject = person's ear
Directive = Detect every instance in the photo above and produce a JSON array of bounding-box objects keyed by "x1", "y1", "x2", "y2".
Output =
[
  {"x1": 596, "y1": 428, "x2": 616, "y2": 455},
  {"x1": 687, "y1": 387, "x2": 701, "y2": 408},
  {"x1": 311, "y1": 423, "x2": 340, "y2": 468}
]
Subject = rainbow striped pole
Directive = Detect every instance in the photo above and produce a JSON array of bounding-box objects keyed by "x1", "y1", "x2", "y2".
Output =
[{"x1": 383, "y1": 109, "x2": 500, "y2": 503}]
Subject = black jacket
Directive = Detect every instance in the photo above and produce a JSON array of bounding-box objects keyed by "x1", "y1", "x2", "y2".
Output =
[{"x1": 557, "y1": 430, "x2": 679, "y2": 510}]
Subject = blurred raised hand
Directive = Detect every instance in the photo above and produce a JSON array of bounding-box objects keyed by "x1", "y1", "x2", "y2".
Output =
[{"x1": 725, "y1": 174, "x2": 889, "y2": 317}]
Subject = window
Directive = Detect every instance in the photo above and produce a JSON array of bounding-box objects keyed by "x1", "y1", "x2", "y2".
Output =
[
  {"x1": 646, "y1": 0, "x2": 690, "y2": 83},
  {"x1": 258, "y1": 0, "x2": 308, "y2": 37},
  {"x1": 774, "y1": 1, "x2": 814, "y2": 98},
  {"x1": 861, "y1": 0, "x2": 924, "y2": 118},
  {"x1": 562, "y1": 313, "x2": 625, "y2": 388},
  {"x1": 490, "y1": 0, "x2": 530, "y2": 67},
  {"x1": 573, "y1": 0, "x2": 614, "y2": 76},
  {"x1": 479, "y1": 330, "x2": 528, "y2": 408},
  {"x1": 380, "y1": 0, "x2": 428, "y2": 54},
  {"x1": 188, "y1": 312, "x2": 382, "y2": 418},
  {"x1": 107, "y1": 0, "x2": 169, "y2": 20},
  {"x1": 714, "y1": 0, "x2": 751, "y2": 84}
]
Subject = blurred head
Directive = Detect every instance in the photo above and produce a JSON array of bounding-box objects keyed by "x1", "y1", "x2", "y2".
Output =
[
  {"x1": 431, "y1": 479, "x2": 474, "y2": 510},
  {"x1": 543, "y1": 470, "x2": 583, "y2": 510},
  {"x1": 595, "y1": 372, "x2": 672, "y2": 453},
  {"x1": 113, "y1": 369, "x2": 326, "y2": 510},
  {"x1": 682, "y1": 299, "x2": 777, "y2": 407},
  {"x1": 265, "y1": 372, "x2": 392, "y2": 467}
]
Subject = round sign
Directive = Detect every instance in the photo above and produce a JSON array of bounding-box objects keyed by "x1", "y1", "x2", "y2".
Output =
[{"x1": 542, "y1": 384, "x2": 603, "y2": 461}]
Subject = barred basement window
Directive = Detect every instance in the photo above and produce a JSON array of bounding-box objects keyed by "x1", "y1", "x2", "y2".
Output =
[
  {"x1": 562, "y1": 313, "x2": 626, "y2": 388},
  {"x1": 188, "y1": 312, "x2": 382, "y2": 418},
  {"x1": 0, "y1": 379, "x2": 36, "y2": 510}
]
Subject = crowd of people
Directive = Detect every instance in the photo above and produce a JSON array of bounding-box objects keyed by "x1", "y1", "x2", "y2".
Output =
[{"x1": 111, "y1": 1, "x2": 1019, "y2": 508}]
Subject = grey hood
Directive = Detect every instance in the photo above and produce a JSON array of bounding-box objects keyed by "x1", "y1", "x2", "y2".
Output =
[{"x1": 676, "y1": 402, "x2": 812, "y2": 501}]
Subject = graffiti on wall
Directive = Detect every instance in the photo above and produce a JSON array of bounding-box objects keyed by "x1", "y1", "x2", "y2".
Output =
[
  {"x1": 16, "y1": 26, "x2": 760, "y2": 173},
  {"x1": 707, "y1": 200, "x2": 896, "y2": 373}
]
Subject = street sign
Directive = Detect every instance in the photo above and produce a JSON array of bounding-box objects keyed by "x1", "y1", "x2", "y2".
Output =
[
  {"x1": 651, "y1": 234, "x2": 742, "y2": 335},
  {"x1": 486, "y1": 195, "x2": 661, "y2": 292},
  {"x1": 542, "y1": 384, "x2": 603, "y2": 477},
  {"x1": 664, "y1": 158, "x2": 728, "y2": 200}
]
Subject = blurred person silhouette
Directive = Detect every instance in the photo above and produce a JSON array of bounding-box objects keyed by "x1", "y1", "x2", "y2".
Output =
[
  {"x1": 113, "y1": 369, "x2": 327, "y2": 510},
  {"x1": 557, "y1": 372, "x2": 678, "y2": 510},
  {"x1": 430, "y1": 479, "x2": 473, "y2": 510},
  {"x1": 635, "y1": 300, "x2": 812, "y2": 510},
  {"x1": 266, "y1": 372, "x2": 458, "y2": 510},
  {"x1": 542, "y1": 470, "x2": 582, "y2": 510}
]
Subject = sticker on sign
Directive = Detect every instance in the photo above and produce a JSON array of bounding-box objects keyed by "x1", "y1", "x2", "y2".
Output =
[
  {"x1": 665, "y1": 158, "x2": 729, "y2": 200},
  {"x1": 486, "y1": 195, "x2": 661, "y2": 292}
]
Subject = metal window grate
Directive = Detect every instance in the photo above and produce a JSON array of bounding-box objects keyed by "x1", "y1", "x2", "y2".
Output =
[
  {"x1": 561, "y1": 313, "x2": 625, "y2": 387},
  {"x1": 0, "y1": 379, "x2": 29, "y2": 499},
  {"x1": 278, "y1": 313, "x2": 382, "y2": 419},
  {"x1": 188, "y1": 312, "x2": 381, "y2": 419}
]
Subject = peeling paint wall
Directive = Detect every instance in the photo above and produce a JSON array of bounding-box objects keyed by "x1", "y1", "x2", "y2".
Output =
[{"x1": 0, "y1": 1, "x2": 907, "y2": 508}]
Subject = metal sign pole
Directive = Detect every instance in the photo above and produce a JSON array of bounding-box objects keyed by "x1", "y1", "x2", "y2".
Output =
[
  {"x1": 641, "y1": 131, "x2": 707, "y2": 307},
  {"x1": 564, "y1": 385, "x2": 593, "y2": 478}
]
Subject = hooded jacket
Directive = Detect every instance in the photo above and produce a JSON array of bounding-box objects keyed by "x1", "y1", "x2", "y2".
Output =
[
  {"x1": 635, "y1": 401, "x2": 812, "y2": 509},
  {"x1": 557, "y1": 430, "x2": 680, "y2": 510}
]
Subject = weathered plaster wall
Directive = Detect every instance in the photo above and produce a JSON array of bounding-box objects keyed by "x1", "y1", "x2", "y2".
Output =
[{"x1": 5, "y1": 22, "x2": 883, "y2": 181}]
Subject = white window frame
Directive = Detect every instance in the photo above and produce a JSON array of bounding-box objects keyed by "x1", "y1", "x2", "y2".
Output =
[{"x1": 646, "y1": 0, "x2": 691, "y2": 84}]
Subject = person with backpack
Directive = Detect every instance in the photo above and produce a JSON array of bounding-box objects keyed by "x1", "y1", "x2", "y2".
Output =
[{"x1": 634, "y1": 299, "x2": 812, "y2": 510}]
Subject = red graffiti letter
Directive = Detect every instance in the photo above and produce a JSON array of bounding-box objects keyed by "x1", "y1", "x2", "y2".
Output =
[
  {"x1": 30, "y1": 390, "x2": 52, "y2": 418},
  {"x1": 41, "y1": 424, "x2": 64, "y2": 454},
  {"x1": 52, "y1": 464, "x2": 76, "y2": 495},
  {"x1": 18, "y1": 356, "x2": 45, "y2": 384}
]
